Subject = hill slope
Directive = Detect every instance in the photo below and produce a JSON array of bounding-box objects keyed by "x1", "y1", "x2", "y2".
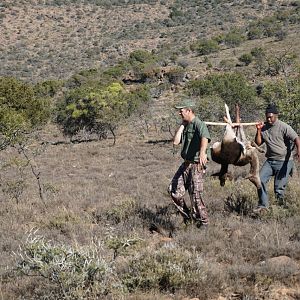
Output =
[{"x1": 0, "y1": 0, "x2": 297, "y2": 82}]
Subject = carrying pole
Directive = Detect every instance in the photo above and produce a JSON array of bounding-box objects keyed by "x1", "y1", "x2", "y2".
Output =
[{"x1": 204, "y1": 122, "x2": 257, "y2": 126}]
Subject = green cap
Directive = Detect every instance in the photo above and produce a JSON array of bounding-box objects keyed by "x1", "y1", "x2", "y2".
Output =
[{"x1": 174, "y1": 98, "x2": 195, "y2": 109}]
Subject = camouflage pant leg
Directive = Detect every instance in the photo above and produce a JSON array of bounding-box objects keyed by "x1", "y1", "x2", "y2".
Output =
[
  {"x1": 168, "y1": 163, "x2": 190, "y2": 218},
  {"x1": 188, "y1": 164, "x2": 209, "y2": 225}
]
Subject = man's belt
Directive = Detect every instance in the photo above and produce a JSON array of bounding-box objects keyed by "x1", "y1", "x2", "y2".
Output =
[{"x1": 184, "y1": 160, "x2": 207, "y2": 170}]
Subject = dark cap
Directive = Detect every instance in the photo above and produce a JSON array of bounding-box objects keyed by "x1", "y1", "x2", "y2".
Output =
[
  {"x1": 174, "y1": 98, "x2": 195, "y2": 109},
  {"x1": 265, "y1": 103, "x2": 279, "y2": 114}
]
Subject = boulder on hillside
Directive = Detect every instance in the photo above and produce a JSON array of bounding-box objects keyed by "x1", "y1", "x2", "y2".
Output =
[{"x1": 258, "y1": 255, "x2": 300, "y2": 276}]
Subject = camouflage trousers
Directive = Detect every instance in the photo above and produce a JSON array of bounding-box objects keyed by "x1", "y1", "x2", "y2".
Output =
[{"x1": 168, "y1": 162, "x2": 209, "y2": 225}]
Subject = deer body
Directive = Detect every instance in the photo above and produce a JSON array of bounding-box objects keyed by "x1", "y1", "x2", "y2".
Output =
[{"x1": 211, "y1": 104, "x2": 261, "y2": 189}]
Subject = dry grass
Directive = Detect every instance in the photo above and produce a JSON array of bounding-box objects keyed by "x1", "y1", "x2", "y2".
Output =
[{"x1": 0, "y1": 123, "x2": 299, "y2": 299}]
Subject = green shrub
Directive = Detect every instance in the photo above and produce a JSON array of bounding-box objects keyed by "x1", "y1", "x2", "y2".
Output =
[
  {"x1": 34, "y1": 79, "x2": 63, "y2": 98},
  {"x1": 0, "y1": 77, "x2": 51, "y2": 148},
  {"x1": 166, "y1": 67, "x2": 185, "y2": 85},
  {"x1": 169, "y1": 6, "x2": 185, "y2": 19},
  {"x1": 105, "y1": 234, "x2": 144, "y2": 259},
  {"x1": 191, "y1": 39, "x2": 220, "y2": 56},
  {"x1": 247, "y1": 15, "x2": 286, "y2": 40},
  {"x1": 219, "y1": 58, "x2": 236, "y2": 71},
  {"x1": 239, "y1": 53, "x2": 253, "y2": 66},
  {"x1": 105, "y1": 196, "x2": 138, "y2": 224},
  {"x1": 259, "y1": 78, "x2": 300, "y2": 131},
  {"x1": 103, "y1": 64, "x2": 128, "y2": 79},
  {"x1": 186, "y1": 73, "x2": 260, "y2": 119},
  {"x1": 129, "y1": 49, "x2": 155, "y2": 64},
  {"x1": 247, "y1": 25, "x2": 264, "y2": 40},
  {"x1": 56, "y1": 82, "x2": 150, "y2": 142},
  {"x1": 250, "y1": 47, "x2": 266, "y2": 59},
  {"x1": 224, "y1": 29, "x2": 246, "y2": 47}
]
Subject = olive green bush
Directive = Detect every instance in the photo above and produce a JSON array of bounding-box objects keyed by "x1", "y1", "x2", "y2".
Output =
[
  {"x1": 186, "y1": 73, "x2": 261, "y2": 120},
  {"x1": 246, "y1": 12, "x2": 294, "y2": 41},
  {"x1": 259, "y1": 77, "x2": 300, "y2": 131},
  {"x1": 190, "y1": 39, "x2": 220, "y2": 56},
  {"x1": 34, "y1": 79, "x2": 63, "y2": 98},
  {"x1": 0, "y1": 77, "x2": 51, "y2": 149},
  {"x1": 128, "y1": 50, "x2": 160, "y2": 82},
  {"x1": 224, "y1": 28, "x2": 246, "y2": 47},
  {"x1": 56, "y1": 82, "x2": 150, "y2": 143},
  {"x1": 239, "y1": 53, "x2": 253, "y2": 66}
]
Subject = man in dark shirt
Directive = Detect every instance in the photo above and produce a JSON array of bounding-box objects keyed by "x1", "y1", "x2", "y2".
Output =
[
  {"x1": 168, "y1": 99, "x2": 211, "y2": 227},
  {"x1": 254, "y1": 104, "x2": 300, "y2": 212}
]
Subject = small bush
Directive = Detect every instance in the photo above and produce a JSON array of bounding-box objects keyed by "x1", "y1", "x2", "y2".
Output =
[
  {"x1": 34, "y1": 79, "x2": 63, "y2": 98},
  {"x1": 129, "y1": 50, "x2": 155, "y2": 64},
  {"x1": 0, "y1": 77, "x2": 51, "y2": 148},
  {"x1": 224, "y1": 29, "x2": 246, "y2": 47},
  {"x1": 224, "y1": 182, "x2": 257, "y2": 216},
  {"x1": 105, "y1": 196, "x2": 138, "y2": 224},
  {"x1": 166, "y1": 67, "x2": 185, "y2": 85},
  {"x1": 250, "y1": 47, "x2": 266, "y2": 59},
  {"x1": 247, "y1": 24, "x2": 264, "y2": 40},
  {"x1": 191, "y1": 39, "x2": 220, "y2": 56},
  {"x1": 239, "y1": 53, "x2": 253, "y2": 66},
  {"x1": 15, "y1": 231, "x2": 116, "y2": 299},
  {"x1": 121, "y1": 248, "x2": 226, "y2": 298}
]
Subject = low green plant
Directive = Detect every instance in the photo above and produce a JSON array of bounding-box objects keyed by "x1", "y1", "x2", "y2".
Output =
[
  {"x1": 105, "y1": 234, "x2": 144, "y2": 259},
  {"x1": 34, "y1": 79, "x2": 63, "y2": 98},
  {"x1": 239, "y1": 53, "x2": 253, "y2": 66},
  {"x1": 224, "y1": 182, "x2": 257, "y2": 216},
  {"x1": 166, "y1": 67, "x2": 185, "y2": 85},
  {"x1": 1, "y1": 179, "x2": 26, "y2": 204},
  {"x1": 16, "y1": 230, "x2": 116, "y2": 299},
  {"x1": 224, "y1": 28, "x2": 246, "y2": 47},
  {"x1": 121, "y1": 247, "x2": 226, "y2": 298},
  {"x1": 190, "y1": 39, "x2": 220, "y2": 56},
  {"x1": 105, "y1": 196, "x2": 138, "y2": 224}
]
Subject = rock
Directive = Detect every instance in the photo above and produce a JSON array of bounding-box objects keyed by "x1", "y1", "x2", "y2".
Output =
[{"x1": 259, "y1": 255, "x2": 300, "y2": 275}]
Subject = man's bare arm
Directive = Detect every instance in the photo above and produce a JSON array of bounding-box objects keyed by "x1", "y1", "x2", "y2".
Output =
[
  {"x1": 173, "y1": 124, "x2": 185, "y2": 145},
  {"x1": 255, "y1": 122, "x2": 264, "y2": 146},
  {"x1": 199, "y1": 137, "x2": 208, "y2": 166}
]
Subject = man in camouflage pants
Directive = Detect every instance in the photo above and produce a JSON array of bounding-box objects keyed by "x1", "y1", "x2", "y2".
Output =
[{"x1": 168, "y1": 99, "x2": 211, "y2": 228}]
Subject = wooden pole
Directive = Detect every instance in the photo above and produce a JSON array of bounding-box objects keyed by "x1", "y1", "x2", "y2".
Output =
[{"x1": 204, "y1": 122, "x2": 258, "y2": 126}]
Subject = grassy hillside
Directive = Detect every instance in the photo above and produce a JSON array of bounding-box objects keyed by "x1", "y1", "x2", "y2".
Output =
[
  {"x1": 0, "y1": 0, "x2": 298, "y2": 82},
  {"x1": 0, "y1": 0, "x2": 300, "y2": 299}
]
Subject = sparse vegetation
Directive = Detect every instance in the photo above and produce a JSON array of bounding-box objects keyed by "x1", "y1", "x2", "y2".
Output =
[{"x1": 0, "y1": 1, "x2": 300, "y2": 299}]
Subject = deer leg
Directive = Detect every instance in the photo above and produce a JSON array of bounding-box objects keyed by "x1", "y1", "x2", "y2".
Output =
[
  {"x1": 219, "y1": 164, "x2": 229, "y2": 186},
  {"x1": 244, "y1": 149, "x2": 261, "y2": 189}
]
